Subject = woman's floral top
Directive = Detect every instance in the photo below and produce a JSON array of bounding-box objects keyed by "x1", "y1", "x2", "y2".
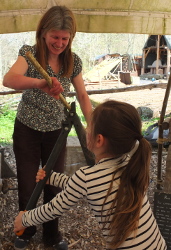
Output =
[{"x1": 16, "y1": 45, "x2": 82, "y2": 132}]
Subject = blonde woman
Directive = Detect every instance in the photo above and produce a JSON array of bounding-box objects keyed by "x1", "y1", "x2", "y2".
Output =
[{"x1": 4, "y1": 5, "x2": 92, "y2": 250}]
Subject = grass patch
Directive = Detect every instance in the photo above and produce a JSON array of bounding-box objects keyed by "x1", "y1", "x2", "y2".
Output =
[
  {"x1": 142, "y1": 117, "x2": 159, "y2": 136},
  {"x1": 0, "y1": 105, "x2": 16, "y2": 145},
  {"x1": 67, "y1": 97, "x2": 86, "y2": 136},
  {"x1": 0, "y1": 100, "x2": 161, "y2": 145},
  {"x1": 0, "y1": 98, "x2": 86, "y2": 145}
]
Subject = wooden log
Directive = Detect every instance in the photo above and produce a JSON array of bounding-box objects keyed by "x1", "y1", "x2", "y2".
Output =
[
  {"x1": 70, "y1": 82, "x2": 167, "y2": 96},
  {"x1": 0, "y1": 82, "x2": 167, "y2": 97}
]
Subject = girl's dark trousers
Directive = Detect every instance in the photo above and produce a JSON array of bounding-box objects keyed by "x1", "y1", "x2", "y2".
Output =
[{"x1": 13, "y1": 118, "x2": 66, "y2": 241}]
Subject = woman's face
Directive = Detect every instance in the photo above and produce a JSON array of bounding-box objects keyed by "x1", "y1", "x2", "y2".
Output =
[{"x1": 43, "y1": 29, "x2": 70, "y2": 56}]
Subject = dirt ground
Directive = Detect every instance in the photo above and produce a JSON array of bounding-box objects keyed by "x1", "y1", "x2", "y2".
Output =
[
  {"x1": 0, "y1": 79, "x2": 170, "y2": 249},
  {"x1": 1, "y1": 78, "x2": 171, "y2": 117},
  {"x1": 85, "y1": 79, "x2": 171, "y2": 117}
]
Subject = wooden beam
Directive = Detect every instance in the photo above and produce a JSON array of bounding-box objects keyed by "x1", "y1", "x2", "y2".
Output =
[
  {"x1": 156, "y1": 35, "x2": 161, "y2": 74},
  {"x1": 0, "y1": 83, "x2": 167, "y2": 98},
  {"x1": 167, "y1": 47, "x2": 171, "y2": 79}
]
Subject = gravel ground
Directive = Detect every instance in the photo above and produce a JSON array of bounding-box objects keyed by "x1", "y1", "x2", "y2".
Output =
[
  {"x1": 0, "y1": 80, "x2": 169, "y2": 249},
  {"x1": 0, "y1": 143, "x2": 105, "y2": 250},
  {"x1": 0, "y1": 143, "x2": 167, "y2": 250}
]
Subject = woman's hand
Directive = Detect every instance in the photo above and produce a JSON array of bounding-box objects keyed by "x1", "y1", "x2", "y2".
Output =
[
  {"x1": 39, "y1": 77, "x2": 63, "y2": 100},
  {"x1": 50, "y1": 77, "x2": 64, "y2": 99},
  {"x1": 14, "y1": 211, "x2": 26, "y2": 233},
  {"x1": 36, "y1": 168, "x2": 49, "y2": 184}
]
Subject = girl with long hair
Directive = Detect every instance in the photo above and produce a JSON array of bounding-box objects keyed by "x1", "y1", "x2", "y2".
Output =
[{"x1": 14, "y1": 100, "x2": 166, "y2": 249}]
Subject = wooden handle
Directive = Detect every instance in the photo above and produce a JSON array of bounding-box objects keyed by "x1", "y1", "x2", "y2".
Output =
[
  {"x1": 15, "y1": 210, "x2": 27, "y2": 236},
  {"x1": 16, "y1": 228, "x2": 25, "y2": 236},
  {"x1": 26, "y1": 51, "x2": 71, "y2": 110}
]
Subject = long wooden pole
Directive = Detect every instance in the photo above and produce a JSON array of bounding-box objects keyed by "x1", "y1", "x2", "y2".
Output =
[
  {"x1": 156, "y1": 35, "x2": 160, "y2": 74},
  {"x1": 157, "y1": 72, "x2": 171, "y2": 189},
  {"x1": 26, "y1": 51, "x2": 71, "y2": 110}
]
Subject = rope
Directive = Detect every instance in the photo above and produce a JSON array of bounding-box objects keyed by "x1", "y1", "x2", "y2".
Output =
[{"x1": 156, "y1": 137, "x2": 171, "y2": 144}]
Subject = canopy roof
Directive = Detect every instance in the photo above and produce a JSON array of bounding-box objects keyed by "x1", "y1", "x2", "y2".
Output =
[{"x1": 1, "y1": 0, "x2": 171, "y2": 35}]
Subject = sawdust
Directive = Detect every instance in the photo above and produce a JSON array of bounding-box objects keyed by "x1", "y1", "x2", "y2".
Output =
[
  {"x1": 0, "y1": 79, "x2": 169, "y2": 249},
  {"x1": 0, "y1": 141, "x2": 168, "y2": 250}
]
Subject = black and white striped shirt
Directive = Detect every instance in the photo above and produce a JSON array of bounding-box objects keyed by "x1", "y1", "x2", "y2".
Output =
[{"x1": 22, "y1": 158, "x2": 167, "y2": 249}]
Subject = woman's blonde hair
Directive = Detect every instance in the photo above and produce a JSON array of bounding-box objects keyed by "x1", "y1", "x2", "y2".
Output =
[{"x1": 35, "y1": 5, "x2": 76, "y2": 77}]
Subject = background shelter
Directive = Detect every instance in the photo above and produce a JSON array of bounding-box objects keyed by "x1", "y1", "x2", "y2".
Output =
[
  {"x1": 141, "y1": 35, "x2": 171, "y2": 77},
  {"x1": 1, "y1": 0, "x2": 171, "y2": 35}
]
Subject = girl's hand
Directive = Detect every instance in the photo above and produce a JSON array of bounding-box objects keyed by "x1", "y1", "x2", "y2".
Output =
[
  {"x1": 36, "y1": 168, "x2": 46, "y2": 183},
  {"x1": 36, "y1": 168, "x2": 49, "y2": 184},
  {"x1": 14, "y1": 211, "x2": 26, "y2": 233}
]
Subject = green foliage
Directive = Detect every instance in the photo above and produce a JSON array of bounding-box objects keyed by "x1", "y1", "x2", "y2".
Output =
[
  {"x1": 66, "y1": 97, "x2": 86, "y2": 136},
  {"x1": 142, "y1": 118, "x2": 159, "y2": 136},
  {"x1": 0, "y1": 105, "x2": 16, "y2": 145},
  {"x1": 0, "y1": 99, "x2": 86, "y2": 144}
]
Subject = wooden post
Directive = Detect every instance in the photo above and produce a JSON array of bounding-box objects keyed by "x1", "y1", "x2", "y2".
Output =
[
  {"x1": 163, "y1": 118, "x2": 171, "y2": 193},
  {"x1": 157, "y1": 72, "x2": 171, "y2": 189},
  {"x1": 156, "y1": 35, "x2": 160, "y2": 75},
  {"x1": 141, "y1": 49, "x2": 146, "y2": 74},
  {"x1": 167, "y1": 47, "x2": 170, "y2": 79}
]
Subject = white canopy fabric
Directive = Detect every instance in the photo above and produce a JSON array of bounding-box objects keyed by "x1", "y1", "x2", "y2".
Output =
[{"x1": 1, "y1": 0, "x2": 171, "y2": 34}]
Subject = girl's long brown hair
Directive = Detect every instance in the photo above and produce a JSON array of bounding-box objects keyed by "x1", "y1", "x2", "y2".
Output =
[
  {"x1": 90, "y1": 100, "x2": 152, "y2": 249},
  {"x1": 35, "y1": 6, "x2": 76, "y2": 77}
]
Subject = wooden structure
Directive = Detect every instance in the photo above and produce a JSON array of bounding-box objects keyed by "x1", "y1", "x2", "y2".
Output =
[
  {"x1": 141, "y1": 35, "x2": 171, "y2": 78},
  {"x1": 84, "y1": 53, "x2": 139, "y2": 85},
  {"x1": 1, "y1": 1, "x2": 171, "y2": 35}
]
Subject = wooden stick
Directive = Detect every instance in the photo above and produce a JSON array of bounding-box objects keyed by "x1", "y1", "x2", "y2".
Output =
[
  {"x1": 157, "y1": 72, "x2": 171, "y2": 189},
  {"x1": 26, "y1": 51, "x2": 71, "y2": 110}
]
